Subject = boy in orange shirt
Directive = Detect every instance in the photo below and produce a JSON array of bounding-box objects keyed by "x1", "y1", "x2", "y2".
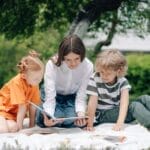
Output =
[{"x1": 0, "y1": 51, "x2": 44, "y2": 133}]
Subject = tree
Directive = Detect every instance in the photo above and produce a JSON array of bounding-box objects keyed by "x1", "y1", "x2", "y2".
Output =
[
  {"x1": 0, "y1": 0, "x2": 86, "y2": 38},
  {"x1": 0, "y1": 0, "x2": 149, "y2": 54},
  {"x1": 68, "y1": 0, "x2": 149, "y2": 54},
  {"x1": 0, "y1": 0, "x2": 40, "y2": 38}
]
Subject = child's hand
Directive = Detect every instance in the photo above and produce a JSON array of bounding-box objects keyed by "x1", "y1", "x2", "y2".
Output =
[
  {"x1": 43, "y1": 114, "x2": 61, "y2": 127},
  {"x1": 75, "y1": 112, "x2": 87, "y2": 127},
  {"x1": 84, "y1": 117, "x2": 95, "y2": 131},
  {"x1": 75, "y1": 118, "x2": 87, "y2": 127},
  {"x1": 112, "y1": 122, "x2": 123, "y2": 131},
  {"x1": 84, "y1": 125, "x2": 95, "y2": 131}
]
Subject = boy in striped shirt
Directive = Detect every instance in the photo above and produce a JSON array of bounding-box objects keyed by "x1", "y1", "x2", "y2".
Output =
[{"x1": 85, "y1": 49, "x2": 150, "y2": 131}]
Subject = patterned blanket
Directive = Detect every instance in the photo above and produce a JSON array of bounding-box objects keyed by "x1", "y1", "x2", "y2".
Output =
[{"x1": 0, "y1": 122, "x2": 150, "y2": 150}]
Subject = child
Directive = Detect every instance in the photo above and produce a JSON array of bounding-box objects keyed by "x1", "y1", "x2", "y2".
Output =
[
  {"x1": 36, "y1": 34, "x2": 93, "y2": 128},
  {"x1": 85, "y1": 49, "x2": 150, "y2": 131},
  {"x1": 0, "y1": 51, "x2": 44, "y2": 133}
]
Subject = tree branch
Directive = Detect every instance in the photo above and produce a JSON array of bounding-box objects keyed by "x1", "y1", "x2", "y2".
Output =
[
  {"x1": 136, "y1": 0, "x2": 149, "y2": 3},
  {"x1": 68, "y1": 0, "x2": 122, "y2": 37},
  {"x1": 94, "y1": 10, "x2": 118, "y2": 55}
]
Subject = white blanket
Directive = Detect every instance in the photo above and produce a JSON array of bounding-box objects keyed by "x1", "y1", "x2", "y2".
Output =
[{"x1": 0, "y1": 123, "x2": 150, "y2": 150}]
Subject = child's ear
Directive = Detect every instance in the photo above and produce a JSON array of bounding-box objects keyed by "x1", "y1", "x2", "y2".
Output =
[{"x1": 116, "y1": 69, "x2": 121, "y2": 77}]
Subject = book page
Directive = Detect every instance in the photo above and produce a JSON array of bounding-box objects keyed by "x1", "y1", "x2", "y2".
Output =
[{"x1": 29, "y1": 101, "x2": 88, "y2": 121}]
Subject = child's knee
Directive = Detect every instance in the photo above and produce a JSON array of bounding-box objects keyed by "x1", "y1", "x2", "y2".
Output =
[
  {"x1": 129, "y1": 101, "x2": 141, "y2": 112},
  {"x1": 138, "y1": 95, "x2": 150, "y2": 102},
  {"x1": 0, "y1": 117, "x2": 9, "y2": 133},
  {"x1": 0, "y1": 126, "x2": 9, "y2": 133}
]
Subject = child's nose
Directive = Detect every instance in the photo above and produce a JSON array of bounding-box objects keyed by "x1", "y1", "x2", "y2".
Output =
[{"x1": 71, "y1": 61, "x2": 76, "y2": 66}]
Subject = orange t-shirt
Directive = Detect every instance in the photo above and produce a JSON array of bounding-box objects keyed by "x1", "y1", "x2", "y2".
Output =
[{"x1": 0, "y1": 74, "x2": 41, "y2": 120}]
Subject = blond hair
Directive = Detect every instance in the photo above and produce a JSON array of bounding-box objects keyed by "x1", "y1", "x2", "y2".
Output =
[
  {"x1": 95, "y1": 49, "x2": 127, "y2": 77},
  {"x1": 17, "y1": 51, "x2": 44, "y2": 73}
]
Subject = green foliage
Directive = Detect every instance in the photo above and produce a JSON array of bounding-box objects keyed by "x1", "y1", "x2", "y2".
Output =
[
  {"x1": 0, "y1": 36, "x2": 26, "y2": 86},
  {"x1": 0, "y1": 29, "x2": 61, "y2": 87},
  {"x1": 23, "y1": 29, "x2": 62, "y2": 60},
  {"x1": 126, "y1": 53, "x2": 150, "y2": 98},
  {"x1": 118, "y1": 1, "x2": 149, "y2": 36},
  {"x1": 0, "y1": 0, "x2": 89, "y2": 38},
  {"x1": 0, "y1": 1, "x2": 40, "y2": 38},
  {"x1": 90, "y1": 1, "x2": 149, "y2": 36},
  {"x1": 0, "y1": 1, "x2": 149, "y2": 39}
]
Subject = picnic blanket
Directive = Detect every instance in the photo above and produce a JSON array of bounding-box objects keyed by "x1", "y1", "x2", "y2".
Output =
[{"x1": 0, "y1": 121, "x2": 150, "y2": 150}]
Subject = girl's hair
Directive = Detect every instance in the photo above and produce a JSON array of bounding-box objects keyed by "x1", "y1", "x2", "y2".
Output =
[
  {"x1": 95, "y1": 49, "x2": 128, "y2": 77},
  {"x1": 17, "y1": 51, "x2": 44, "y2": 73},
  {"x1": 55, "y1": 34, "x2": 86, "y2": 66}
]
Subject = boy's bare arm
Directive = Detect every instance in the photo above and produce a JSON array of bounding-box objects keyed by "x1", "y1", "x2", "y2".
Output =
[
  {"x1": 86, "y1": 95, "x2": 98, "y2": 131},
  {"x1": 113, "y1": 89, "x2": 129, "y2": 131},
  {"x1": 17, "y1": 104, "x2": 27, "y2": 130}
]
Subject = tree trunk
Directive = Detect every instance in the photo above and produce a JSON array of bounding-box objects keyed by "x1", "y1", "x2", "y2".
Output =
[
  {"x1": 94, "y1": 10, "x2": 118, "y2": 54},
  {"x1": 68, "y1": 0, "x2": 122, "y2": 38}
]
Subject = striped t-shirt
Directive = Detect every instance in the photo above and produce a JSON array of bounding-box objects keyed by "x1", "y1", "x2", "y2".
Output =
[{"x1": 86, "y1": 72, "x2": 131, "y2": 110}]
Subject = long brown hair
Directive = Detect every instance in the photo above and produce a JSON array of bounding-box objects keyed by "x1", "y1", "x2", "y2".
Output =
[{"x1": 55, "y1": 34, "x2": 86, "y2": 66}]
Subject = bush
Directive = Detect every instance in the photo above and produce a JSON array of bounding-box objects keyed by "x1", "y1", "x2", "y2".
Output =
[
  {"x1": 24, "y1": 29, "x2": 62, "y2": 61},
  {"x1": 0, "y1": 36, "x2": 27, "y2": 87},
  {"x1": 0, "y1": 29, "x2": 62, "y2": 87},
  {"x1": 126, "y1": 53, "x2": 150, "y2": 99}
]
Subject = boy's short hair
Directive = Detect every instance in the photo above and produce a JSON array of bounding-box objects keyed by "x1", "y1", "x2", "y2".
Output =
[{"x1": 95, "y1": 49, "x2": 128, "y2": 77}]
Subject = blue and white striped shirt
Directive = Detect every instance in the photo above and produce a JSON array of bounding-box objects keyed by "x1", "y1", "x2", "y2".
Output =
[{"x1": 86, "y1": 72, "x2": 131, "y2": 110}]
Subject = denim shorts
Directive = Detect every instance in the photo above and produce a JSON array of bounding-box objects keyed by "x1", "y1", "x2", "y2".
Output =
[{"x1": 36, "y1": 93, "x2": 77, "y2": 128}]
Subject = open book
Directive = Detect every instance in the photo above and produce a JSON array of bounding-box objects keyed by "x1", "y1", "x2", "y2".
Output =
[{"x1": 29, "y1": 101, "x2": 88, "y2": 121}]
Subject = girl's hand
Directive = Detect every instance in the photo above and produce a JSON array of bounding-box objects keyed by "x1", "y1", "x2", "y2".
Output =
[
  {"x1": 43, "y1": 114, "x2": 61, "y2": 127},
  {"x1": 74, "y1": 112, "x2": 87, "y2": 127},
  {"x1": 75, "y1": 118, "x2": 87, "y2": 127},
  {"x1": 112, "y1": 122, "x2": 123, "y2": 131}
]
